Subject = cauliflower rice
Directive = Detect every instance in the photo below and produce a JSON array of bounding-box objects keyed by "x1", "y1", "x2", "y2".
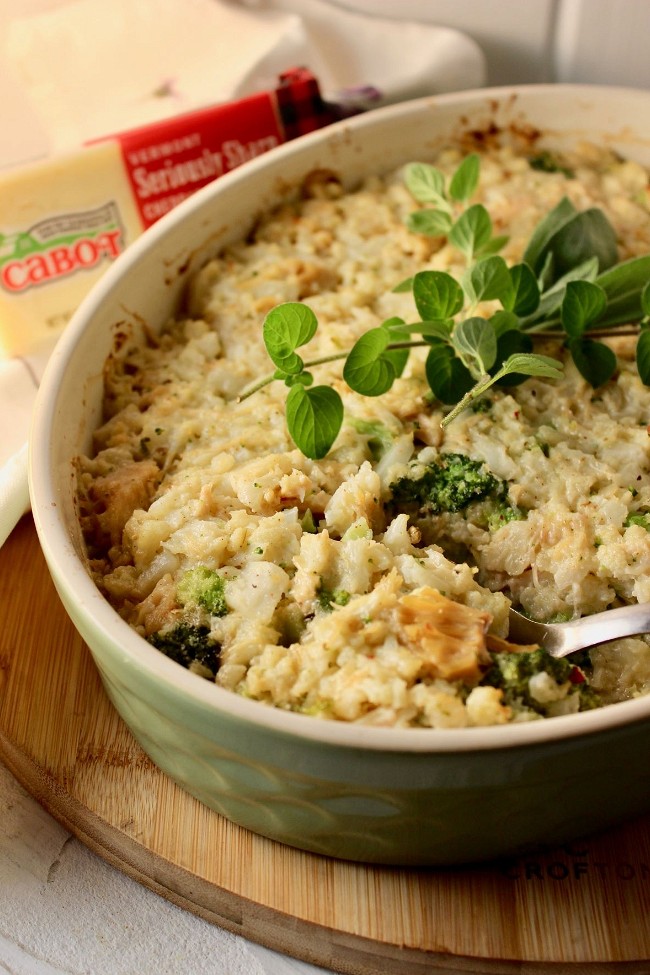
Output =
[{"x1": 77, "y1": 138, "x2": 650, "y2": 728}]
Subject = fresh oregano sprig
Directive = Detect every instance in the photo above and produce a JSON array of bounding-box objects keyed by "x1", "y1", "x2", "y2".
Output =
[
  {"x1": 237, "y1": 153, "x2": 650, "y2": 459},
  {"x1": 240, "y1": 306, "x2": 418, "y2": 458},
  {"x1": 405, "y1": 155, "x2": 509, "y2": 261}
]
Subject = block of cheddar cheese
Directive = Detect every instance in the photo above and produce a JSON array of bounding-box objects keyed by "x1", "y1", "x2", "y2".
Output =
[{"x1": 0, "y1": 69, "x2": 337, "y2": 356}]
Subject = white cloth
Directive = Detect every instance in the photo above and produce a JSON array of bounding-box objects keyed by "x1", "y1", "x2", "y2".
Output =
[
  {"x1": 0, "y1": 0, "x2": 485, "y2": 549},
  {"x1": 4, "y1": 0, "x2": 484, "y2": 152},
  {"x1": 0, "y1": 335, "x2": 56, "y2": 545}
]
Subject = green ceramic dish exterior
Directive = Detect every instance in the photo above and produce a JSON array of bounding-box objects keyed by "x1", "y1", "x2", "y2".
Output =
[
  {"x1": 31, "y1": 86, "x2": 650, "y2": 866},
  {"x1": 51, "y1": 576, "x2": 650, "y2": 865}
]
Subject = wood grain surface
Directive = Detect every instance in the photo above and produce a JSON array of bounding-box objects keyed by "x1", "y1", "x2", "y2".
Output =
[{"x1": 1, "y1": 515, "x2": 649, "y2": 975}]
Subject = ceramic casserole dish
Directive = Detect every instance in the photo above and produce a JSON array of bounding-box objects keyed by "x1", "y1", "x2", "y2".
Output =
[{"x1": 29, "y1": 85, "x2": 650, "y2": 865}]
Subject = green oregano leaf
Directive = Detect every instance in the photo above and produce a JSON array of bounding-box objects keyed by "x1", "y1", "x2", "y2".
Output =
[
  {"x1": 452, "y1": 317, "x2": 498, "y2": 375},
  {"x1": 595, "y1": 255, "x2": 650, "y2": 328},
  {"x1": 523, "y1": 196, "x2": 577, "y2": 272},
  {"x1": 636, "y1": 330, "x2": 650, "y2": 384},
  {"x1": 343, "y1": 328, "x2": 405, "y2": 396},
  {"x1": 568, "y1": 338, "x2": 617, "y2": 387},
  {"x1": 263, "y1": 302, "x2": 318, "y2": 375},
  {"x1": 404, "y1": 162, "x2": 448, "y2": 206},
  {"x1": 519, "y1": 257, "x2": 599, "y2": 329},
  {"x1": 506, "y1": 263, "x2": 540, "y2": 316},
  {"x1": 492, "y1": 328, "x2": 533, "y2": 386},
  {"x1": 406, "y1": 209, "x2": 453, "y2": 237},
  {"x1": 270, "y1": 351, "x2": 304, "y2": 377},
  {"x1": 494, "y1": 326, "x2": 532, "y2": 357},
  {"x1": 642, "y1": 280, "x2": 650, "y2": 319},
  {"x1": 476, "y1": 234, "x2": 510, "y2": 257},
  {"x1": 548, "y1": 209, "x2": 619, "y2": 279},
  {"x1": 380, "y1": 316, "x2": 406, "y2": 333},
  {"x1": 537, "y1": 250, "x2": 556, "y2": 292},
  {"x1": 490, "y1": 310, "x2": 520, "y2": 337},
  {"x1": 449, "y1": 153, "x2": 480, "y2": 202},
  {"x1": 525, "y1": 201, "x2": 618, "y2": 286},
  {"x1": 380, "y1": 320, "x2": 411, "y2": 378},
  {"x1": 499, "y1": 353, "x2": 564, "y2": 380},
  {"x1": 561, "y1": 280, "x2": 607, "y2": 338},
  {"x1": 425, "y1": 341, "x2": 474, "y2": 404},
  {"x1": 284, "y1": 371, "x2": 314, "y2": 388},
  {"x1": 392, "y1": 276, "x2": 414, "y2": 294},
  {"x1": 389, "y1": 320, "x2": 454, "y2": 341},
  {"x1": 413, "y1": 270, "x2": 464, "y2": 321},
  {"x1": 285, "y1": 384, "x2": 343, "y2": 460},
  {"x1": 449, "y1": 204, "x2": 493, "y2": 261},
  {"x1": 464, "y1": 255, "x2": 513, "y2": 306},
  {"x1": 385, "y1": 346, "x2": 410, "y2": 377}
]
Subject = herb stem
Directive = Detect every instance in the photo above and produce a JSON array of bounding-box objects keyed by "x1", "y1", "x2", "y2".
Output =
[
  {"x1": 237, "y1": 352, "x2": 346, "y2": 401},
  {"x1": 386, "y1": 340, "x2": 430, "y2": 350},
  {"x1": 529, "y1": 326, "x2": 641, "y2": 339},
  {"x1": 440, "y1": 373, "x2": 494, "y2": 427},
  {"x1": 237, "y1": 341, "x2": 429, "y2": 402},
  {"x1": 236, "y1": 375, "x2": 276, "y2": 402}
]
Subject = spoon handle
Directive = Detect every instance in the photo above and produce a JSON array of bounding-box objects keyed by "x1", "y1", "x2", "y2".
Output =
[{"x1": 547, "y1": 603, "x2": 650, "y2": 658}]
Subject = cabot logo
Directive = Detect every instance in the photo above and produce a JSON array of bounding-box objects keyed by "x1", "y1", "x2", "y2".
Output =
[{"x1": 0, "y1": 202, "x2": 124, "y2": 293}]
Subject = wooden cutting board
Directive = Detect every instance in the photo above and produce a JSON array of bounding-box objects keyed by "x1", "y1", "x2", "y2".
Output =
[{"x1": 1, "y1": 515, "x2": 649, "y2": 974}]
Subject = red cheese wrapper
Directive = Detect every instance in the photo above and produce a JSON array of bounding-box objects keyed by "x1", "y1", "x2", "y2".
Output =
[{"x1": 93, "y1": 67, "x2": 340, "y2": 228}]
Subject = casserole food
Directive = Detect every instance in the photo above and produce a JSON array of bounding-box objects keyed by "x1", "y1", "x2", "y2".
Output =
[
  {"x1": 30, "y1": 86, "x2": 650, "y2": 864},
  {"x1": 76, "y1": 137, "x2": 650, "y2": 727}
]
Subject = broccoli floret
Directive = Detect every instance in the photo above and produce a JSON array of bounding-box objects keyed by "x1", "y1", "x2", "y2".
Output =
[
  {"x1": 177, "y1": 566, "x2": 228, "y2": 616},
  {"x1": 317, "y1": 587, "x2": 351, "y2": 611},
  {"x1": 486, "y1": 498, "x2": 525, "y2": 532},
  {"x1": 389, "y1": 452, "x2": 498, "y2": 514},
  {"x1": 481, "y1": 648, "x2": 600, "y2": 714},
  {"x1": 149, "y1": 623, "x2": 221, "y2": 677},
  {"x1": 624, "y1": 511, "x2": 650, "y2": 531}
]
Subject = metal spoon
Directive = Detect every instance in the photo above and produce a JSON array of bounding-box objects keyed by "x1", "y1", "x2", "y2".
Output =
[{"x1": 507, "y1": 603, "x2": 650, "y2": 659}]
